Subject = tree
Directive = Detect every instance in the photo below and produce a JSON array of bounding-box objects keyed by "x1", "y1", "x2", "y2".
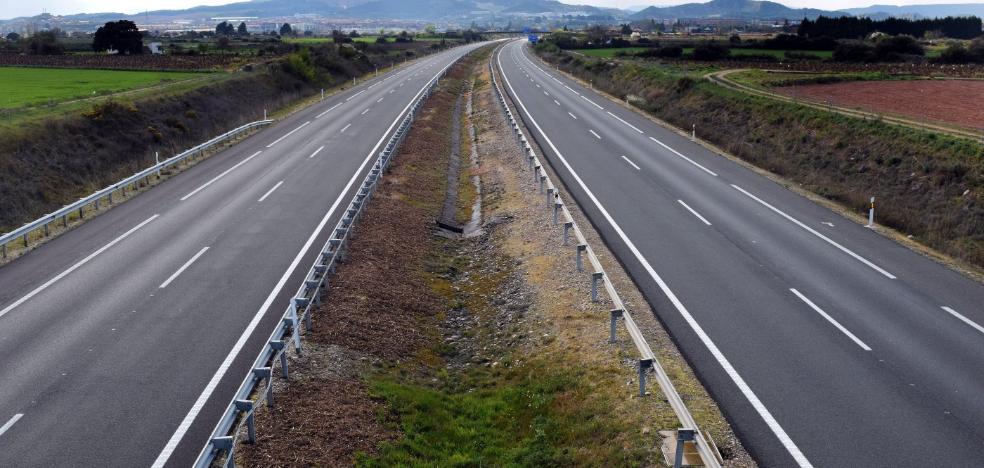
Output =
[
  {"x1": 237, "y1": 22, "x2": 248, "y2": 35},
  {"x1": 215, "y1": 21, "x2": 235, "y2": 35},
  {"x1": 279, "y1": 23, "x2": 292, "y2": 36},
  {"x1": 620, "y1": 24, "x2": 632, "y2": 35},
  {"x1": 24, "y1": 30, "x2": 64, "y2": 55},
  {"x1": 349, "y1": 30, "x2": 360, "y2": 37},
  {"x1": 5, "y1": 32, "x2": 19, "y2": 41},
  {"x1": 216, "y1": 35, "x2": 231, "y2": 50},
  {"x1": 93, "y1": 20, "x2": 143, "y2": 54},
  {"x1": 424, "y1": 24, "x2": 437, "y2": 35}
]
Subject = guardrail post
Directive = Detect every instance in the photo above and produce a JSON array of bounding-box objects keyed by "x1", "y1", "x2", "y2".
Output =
[
  {"x1": 545, "y1": 187, "x2": 553, "y2": 208},
  {"x1": 253, "y1": 367, "x2": 274, "y2": 406},
  {"x1": 44, "y1": 223, "x2": 49, "y2": 237},
  {"x1": 2, "y1": 243, "x2": 6, "y2": 258},
  {"x1": 553, "y1": 202, "x2": 562, "y2": 225},
  {"x1": 288, "y1": 302, "x2": 302, "y2": 353},
  {"x1": 674, "y1": 429, "x2": 696, "y2": 468},
  {"x1": 23, "y1": 233, "x2": 28, "y2": 248},
  {"x1": 591, "y1": 271, "x2": 604, "y2": 302},
  {"x1": 79, "y1": 206, "x2": 84, "y2": 219},
  {"x1": 211, "y1": 436, "x2": 236, "y2": 466},
  {"x1": 562, "y1": 221, "x2": 572, "y2": 245},
  {"x1": 234, "y1": 400, "x2": 256, "y2": 444},
  {"x1": 638, "y1": 358, "x2": 653, "y2": 396},
  {"x1": 539, "y1": 175, "x2": 546, "y2": 194},
  {"x1": 270, "y1": 339, "x2": 288, "y2": 379},
  {"x1": 576, "y1": 244, "x2": 586, "y2": 272},
  {"x1": 533, "y1": 165, "x2": 540, "y2": 185},
  {"x1": 609, "y1": 309, "x2": 623, "y2": 343},
  {"x1": 62, "y1": 215, "x2": 68, "y2": 228}
]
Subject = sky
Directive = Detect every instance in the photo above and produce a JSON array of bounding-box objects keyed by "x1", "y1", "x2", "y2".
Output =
[{"x1": 1, "y1": 0, "x2": 983, "y2": 20}]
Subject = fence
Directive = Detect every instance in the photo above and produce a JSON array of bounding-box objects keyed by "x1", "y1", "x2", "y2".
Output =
[
  {"x1": 0, "y1": 119, "x2": 273, "y2": 258},
  {"x1": 191, "y1": 58, "x2": 451, "y2": 468},
  {"x1": 490, "y1": 42, "x2": 723, "y2": 468}
]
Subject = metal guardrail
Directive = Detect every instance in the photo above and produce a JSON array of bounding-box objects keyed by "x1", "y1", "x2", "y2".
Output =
[
  {"x1": 192, "y1": 58, "x2": 452, "y2": 468},
  {"x1": 489, "y1": 43, "x2": 723, "y2": 468},
  {"x1": 0, "y1": 119, "x2": 273, "y2": 258}
]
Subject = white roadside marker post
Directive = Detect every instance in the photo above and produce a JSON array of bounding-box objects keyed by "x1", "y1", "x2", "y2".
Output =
[
  {"x1": 691, "y1": 123, "x2": 696, "y2": 141},
  {"x1": 155, "y1": 152, "x2": 160, "y2": 178},
  {"x1": 867, "y1": 197, "x2": 875, "y2": 228}
]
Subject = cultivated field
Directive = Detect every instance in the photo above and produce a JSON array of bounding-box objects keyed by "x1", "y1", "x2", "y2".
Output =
[
  {"x1": 574, "y1": 47, "x2": 832, "y2": 59},
  {"x1": 774, "y1": 79, "x2": 984, "y2": 130},
  {"x1": 0, "y1": 67, "x2": 204, "y2": 108}
]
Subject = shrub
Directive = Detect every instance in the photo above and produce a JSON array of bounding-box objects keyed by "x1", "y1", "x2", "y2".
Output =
[
  {"x1": 692, "y1": 42, "x2": 730, "y2": 61},
  {"x1": 833, "y1": 41, "x2": 874, "y2": 62}
]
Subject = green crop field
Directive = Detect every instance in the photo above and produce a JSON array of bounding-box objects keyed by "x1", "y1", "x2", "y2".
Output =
[
  {"x1": 574, "y1": 47, "x2": 649, "y2": 57},
  {"x1": 0, "y1": 67, "x2": 203, "y2": 108},
  {"x1": 575, "y1": 47, "x2": 833, "y2": 59}
]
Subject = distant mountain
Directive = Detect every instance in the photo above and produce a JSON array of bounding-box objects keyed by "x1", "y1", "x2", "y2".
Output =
[
  {"x1": 2, "y1": 0, "x2": 613, "y2": 24},
  {"x1": 844, "y1": 3, "x2": 984, "y2": 19},
  {"x1": 629, "y1": 0, "x2": 845, "y2": 20}
]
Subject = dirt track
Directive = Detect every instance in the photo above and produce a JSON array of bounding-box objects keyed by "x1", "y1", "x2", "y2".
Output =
[{"x1": 775, "y1": 80, "x2": 984, "y2": 130}]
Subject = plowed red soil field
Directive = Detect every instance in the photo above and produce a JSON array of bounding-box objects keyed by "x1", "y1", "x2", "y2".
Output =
[{"x1": 775, "y1": 80, "x2": 984, "y2": 130}]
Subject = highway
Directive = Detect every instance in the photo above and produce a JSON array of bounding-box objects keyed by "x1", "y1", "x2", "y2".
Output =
[
  {"x1": 0, "y1": 42, "x2": 483, "y2": 467},
  {"x1": 495, "y1": 39, "x2": 984, "y2": 467}
]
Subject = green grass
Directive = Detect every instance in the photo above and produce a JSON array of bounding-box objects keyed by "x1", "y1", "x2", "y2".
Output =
[
  {"x1": 682, "y1": 47, "x2": 833, "y2": 59},
  {"x1": 0, "y1": 67, "x2": 203, "y2": 108},
  {"x1": 729, "y1": 69, "x2": 893, "y2": 90},
  {"x1": 573, "y1": 47, "x2": 648, "y2": 57},
  {"x1": 575, "y1": 47, "x2": 832, "y2": 59},
  {"x1": 357, "y1": 361, "x2": 647, "y2": 467}
]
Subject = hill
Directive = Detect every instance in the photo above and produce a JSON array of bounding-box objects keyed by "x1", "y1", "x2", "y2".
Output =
[{"x1": 629, "y1": 0, "x2": 845, "y2": 20}]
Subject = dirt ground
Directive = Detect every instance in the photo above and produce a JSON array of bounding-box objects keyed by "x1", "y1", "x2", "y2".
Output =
[{"x1": 775, "y1": 79, "x2": 984, "y2": 130}]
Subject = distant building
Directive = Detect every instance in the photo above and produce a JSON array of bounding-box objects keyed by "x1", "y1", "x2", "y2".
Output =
[{"x1": 148, "y1": 42, "x2": 163, "y2": 54}]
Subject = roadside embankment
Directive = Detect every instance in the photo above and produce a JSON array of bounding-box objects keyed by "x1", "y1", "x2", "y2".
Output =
[
  {"x1": 0, "y1": 42, "x2": 442, "y2": 234},
  {"x1": 534, "y1": 43, "x2": 984, "y2": 273},
  {"x1": 235, "y1": 44, "x2": 752, "y2": 466}
]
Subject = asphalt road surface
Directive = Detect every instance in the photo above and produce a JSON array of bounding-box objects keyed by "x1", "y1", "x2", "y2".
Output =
[
  {"x1": 496, "y1": 39, "x2": 984, "y2": 467},
  {"x1": 0, "y1": 42, "x2": 484, "y2": 467}
]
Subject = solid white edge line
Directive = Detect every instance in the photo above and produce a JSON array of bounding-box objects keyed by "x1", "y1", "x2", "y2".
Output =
[
  {"x1": 941, "y1": 306, "x2": 984, "y2": 335},
  {"x1": 0, "y1": 413, "x2": 23, "y2": 437},
  {"x1": 497, "y1": 41, "x2": 814, "y2": 468},
  {"x1": 0, "y1": 214, "x2": 160, "y2": 319},
  {"x1": 648, "y1": 136, "x2": 719, "y2": 177},
  {"x1": 257, "y1": 180, "x2": 285, "y2": 203},
  {"x1": 607, "y1": 111, "x2": 644, "y2": 134},
  {"x1": 790, "y1": 289, "x2": 872, "y2": 351},
  {"x1": 154, "y1": 45, "x2": 474, "y2": 468},
  {"x1": 589, "y1": 129, "x2": 601, "y2": 139},
  {"x1": 580, "y1": 94, "x2": 604, "y2": 109},
  {"x1": 308, "y1": 145, "x2": 324, "y2": 159},
  {"x1": 677, "y1": 200, "x2": 712, "y2": 226},
  {"x1": 340, "y1": 123, "x2": 352, "y2": 133},
  {"x1": 731, "y1": 184, "x2": 896, "y2": 279},
  {"x1": 159, "y1": 247, "x2": 210, "y2": 289},
  {"x1": 621, "y1": 155, "x2": 641, "y2": 171},
  {"x1": 180, "y1": 150, "x2": 264, "y2": 201},
  {"x1": 265, "y1": 121, "x2": 310, "y2": 148},
  {"x1": 316, "y1": 103, "x2": 341, "y2": 118}
]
